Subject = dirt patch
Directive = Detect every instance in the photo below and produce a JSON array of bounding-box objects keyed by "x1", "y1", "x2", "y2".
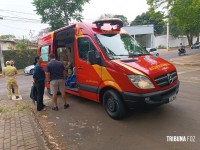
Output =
[{"x1": 32, "y1": 107, "x2": 66, "y2": 150}]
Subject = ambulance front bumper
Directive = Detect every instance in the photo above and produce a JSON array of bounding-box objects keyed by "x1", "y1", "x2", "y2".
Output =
[{"x1": 122, "y1": 82, "x2": 179, "y2": 108}]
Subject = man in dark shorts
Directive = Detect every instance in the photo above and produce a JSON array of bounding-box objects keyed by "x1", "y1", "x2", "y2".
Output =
[{"x1": 46, "y1": 54, "x2": 69, "y2": 111}]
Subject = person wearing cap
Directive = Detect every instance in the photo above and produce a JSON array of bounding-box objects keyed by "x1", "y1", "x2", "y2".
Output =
[
  {"x1": 33, "y1": 56, "x2": 46, "y2": 111},
  {"x1": 10, "y1": 59, "x2": 15, "y2": 67},
  {"x1": 10, "y1": 59, "x2": 16, "y2": 94},
  {"x1": 2, "y1": 61, "x2": 19, "y2": 100}
]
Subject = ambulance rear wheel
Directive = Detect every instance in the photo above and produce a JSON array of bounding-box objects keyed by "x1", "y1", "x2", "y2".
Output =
[{"x1": 103, "y1": 89, "x2": 126, "y2": 120}]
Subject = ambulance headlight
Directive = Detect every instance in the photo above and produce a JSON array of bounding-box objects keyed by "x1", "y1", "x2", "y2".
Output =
[{"x1": 128, "y1": 75, "x2": 155, "y2": 89}]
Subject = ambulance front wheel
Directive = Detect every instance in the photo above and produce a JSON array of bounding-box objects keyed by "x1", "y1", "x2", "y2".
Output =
[{"x1": 103, "y1": 89, "x2": 126, "y2": 120}]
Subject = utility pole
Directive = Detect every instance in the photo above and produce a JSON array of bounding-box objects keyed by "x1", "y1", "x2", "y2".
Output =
[
  {"x1": 0, "y1": 44, "x2": 5, "y2": 69},
  {"x1": 167, "y1": 22, "x2": 169, "y2": 51},
  {"x1": 0, "y1": 17, "x2": 5, "y2": 70},
  {"x1": 166, "y1": 7, "x2": 169, "y2": 51}
]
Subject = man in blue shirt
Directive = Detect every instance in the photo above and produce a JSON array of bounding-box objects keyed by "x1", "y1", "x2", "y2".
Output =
[
  {"x1": 46, "y1": 54, "x2": 69, "y2": 111},
  {"x1": 33, "y1": 56, "x2": 46, "y2": 111}
]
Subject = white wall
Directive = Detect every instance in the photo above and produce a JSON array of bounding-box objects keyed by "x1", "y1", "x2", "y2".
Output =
[
  {"x1": 0, "y1": 41, "x2": 16, "y2": 50},
  {"x1": 123, "y1": 25, "x2": 154, "y2": 35},
  {"x1": 155, "y1": 35, "x2": 200, "y2": 48}
]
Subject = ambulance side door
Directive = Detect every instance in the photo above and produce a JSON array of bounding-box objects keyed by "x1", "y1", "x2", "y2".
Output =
[{"x1": 75, "y1": 36, "x2": 102, "y2": 102}]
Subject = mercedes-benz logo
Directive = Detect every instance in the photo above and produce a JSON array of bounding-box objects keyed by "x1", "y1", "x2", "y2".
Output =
[{"x1": 167, "y1": 73, "x2": 173, "y2": 84}]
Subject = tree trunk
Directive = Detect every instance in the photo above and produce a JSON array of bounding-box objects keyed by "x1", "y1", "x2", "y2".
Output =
[
  {"x1": 63, "y1": 10, "x2": 69, "y2": 25},
  {"x1": 186, "y1": 34, "x2": 193, "y2": 46}
]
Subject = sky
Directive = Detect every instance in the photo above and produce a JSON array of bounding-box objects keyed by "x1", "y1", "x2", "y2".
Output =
[{"x1": 0, "y1": 0, "x2": 149, "y2": 39}]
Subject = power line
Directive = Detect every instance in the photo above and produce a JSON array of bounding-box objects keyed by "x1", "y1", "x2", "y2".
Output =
[
  {"x1": 0, "y1": 9, "x2": 37, "y2": 15},
  {"x1": 0, "y1": 15, "x2": 41, "y2": 22}
]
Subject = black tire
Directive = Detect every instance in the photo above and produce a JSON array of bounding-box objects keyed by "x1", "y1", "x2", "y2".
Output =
[
  {"x1": 103, "y1": 89, "x2": 126, "y2": 120},
  {"x1": 47, "y1": 88, "x2": 52, "y2": 96},
  {"x1": 30, "y1": 69, "x2": 34, "y2": 75}
]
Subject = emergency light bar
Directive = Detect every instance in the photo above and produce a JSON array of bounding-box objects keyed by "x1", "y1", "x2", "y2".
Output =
[{"x1": 92, "y1": 18, "x2": 123, "y2": 29}]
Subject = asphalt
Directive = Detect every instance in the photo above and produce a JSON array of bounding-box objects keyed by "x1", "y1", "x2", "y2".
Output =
[{"x1": 170, "y1": 53, "x2": 200, "y2": 66}]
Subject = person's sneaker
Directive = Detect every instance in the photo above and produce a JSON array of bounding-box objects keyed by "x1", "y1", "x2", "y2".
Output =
[
  {"x1": 64, "y1": 104, "x2": 70, "y2": 109},
  {"x1": 16, "y1": 96, "x2": 19, "y2": 99},
  {"x1": 52, "y1": 106, "x2": 59, "y2": 111}
]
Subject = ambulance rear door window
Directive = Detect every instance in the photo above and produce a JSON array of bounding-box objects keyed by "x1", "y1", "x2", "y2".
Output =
[{"x1": 41, "y1": 45, "x2": 50, "y2": 61}]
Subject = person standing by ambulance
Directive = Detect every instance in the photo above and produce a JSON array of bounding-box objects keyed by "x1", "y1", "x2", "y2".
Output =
[
  {"x1": 33, "y1": 56, "x2": 46, "y2": 111},
  {"x1": 2, "y1": 61, "x2": 19, "y2": 100},
  {"x1": 46, "y1": 54, "x2": 69, "y2": 111}
]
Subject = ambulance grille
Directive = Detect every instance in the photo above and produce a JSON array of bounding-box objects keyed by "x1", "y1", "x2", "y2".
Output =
[{"x1": 154, "y1": 71, "x2": 178, "y2": 87}]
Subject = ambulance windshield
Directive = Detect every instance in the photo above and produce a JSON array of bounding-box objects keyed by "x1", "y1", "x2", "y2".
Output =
[{"x1": 95, "y1": 33, "x2": 149, "y2": 60}]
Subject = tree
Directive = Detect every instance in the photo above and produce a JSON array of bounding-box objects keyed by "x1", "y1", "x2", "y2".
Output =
[
  {"x1": 0, "y1": 34, "x2": 16, "y2": 40},
  {"x1": 131, "y1": 9, "x2": 165, "y2": 35},
  {"x1": 33, "y1": 0, "x2": 90, "y2": 31},
  {"x1": 147, "y1": 0, "x2": 175, "y2": 12},
  {"x1": 169, "y1": 0, "x2": 200, "y2": 45},
  {"x1": 16, "y1": 38, "x2": 30, "y2": 51},
  {"x1": 113, "y1": 15, "x2": 129, "y2": 26},
  {"x1": 99, "y1": 13, "x2": 113, "y2": 19}
]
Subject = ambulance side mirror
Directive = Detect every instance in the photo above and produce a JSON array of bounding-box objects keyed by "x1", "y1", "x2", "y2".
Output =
[{"x1": 88, "y1": 50, "x2": 101, "y2": 65}]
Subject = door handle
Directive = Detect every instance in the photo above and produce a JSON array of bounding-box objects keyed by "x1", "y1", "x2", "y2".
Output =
[{"x1": 78, "y1": 66, "x2": 83, "y2": 70}]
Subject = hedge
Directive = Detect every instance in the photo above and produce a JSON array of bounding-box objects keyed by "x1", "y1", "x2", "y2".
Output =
[{"x1": 0, "y1": 49, "x2": 37, "y2": 71}]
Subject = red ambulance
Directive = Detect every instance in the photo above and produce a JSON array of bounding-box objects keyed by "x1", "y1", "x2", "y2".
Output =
[{"x1": 38, "y1": 19, "x2": 179, "y2": 120}]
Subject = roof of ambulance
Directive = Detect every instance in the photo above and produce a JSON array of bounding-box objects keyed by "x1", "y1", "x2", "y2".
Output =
[{"x1": 39, "y1": 22, "x2": 124, "y2": 40}]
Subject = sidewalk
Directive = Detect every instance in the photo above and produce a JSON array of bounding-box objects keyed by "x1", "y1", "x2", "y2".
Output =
[
  {"x1": 0, "y1": 100, "x2": 49, "y2": 150},
  {"x1": 170, "y1": 53, "x2": 200, "y2": 66}
]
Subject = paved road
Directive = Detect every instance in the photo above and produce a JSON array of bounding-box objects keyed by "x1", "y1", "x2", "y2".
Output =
[
  {"x1": 41, "y1": 65, "x2": 200, "y2": 150},
  {"x1": 0, "y1": 52, "x2": 200, "y2": 150},
  {"x1": 159, "y1": 48, "x2": 200, "y2": 61}
]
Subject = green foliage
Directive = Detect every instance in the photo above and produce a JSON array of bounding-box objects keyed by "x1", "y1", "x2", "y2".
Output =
[
  {"x1": 147, "y1": 0, "x2": 175, "y2": 11},
  {"x1": 113, "y1": 15, "x2": 129, "y2": 26},
  {"x1": 99, "y1": 13, "x2": 113, "y2": 19},
  {"x1": 2, "y1": 49, "x2": 37, "y2": 70},
  {"x1": 131, "y1": 9, "x2": 165, "y2": 35},
  {"x1": 147, "y1": 0, "x2": 200, "y2": 45},
  {"x1": 98, "y1": 14, "x2": 129, "y2": 26},
  {"x1": 157, "y1": 44, "x2": 166, "y2": 49},
  {"x1": 16, "y1": 39, "x2": 30, "y2": 51},
  {"x1": 169, "y1": 0, "x2": 200, "y2": 45},
  {"x1": 0, "y1": 34, "x2": 16, "y2": 40},
  {"x1": 33, "y1": 0, "x2": 90, "y2": 31}
]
